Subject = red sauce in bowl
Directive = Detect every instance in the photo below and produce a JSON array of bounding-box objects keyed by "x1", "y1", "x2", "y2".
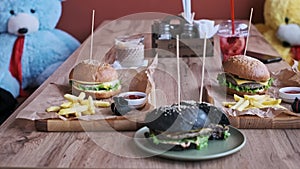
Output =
[
  {"x1": 284, "y1": 90, "x2": 300, "y2": 94},
  {"x1": 124, "y1": 95, "x2": 145, "y2": 100}
]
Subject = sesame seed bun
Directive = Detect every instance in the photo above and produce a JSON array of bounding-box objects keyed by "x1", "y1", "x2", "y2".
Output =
[
  {"x1": 69, "y1": 60, "x2": 121, "y2": 99},
  {"x1": 222, "y1": 55, "x2": 270, "y2": 82},
  {"x1": 69, "y1": 60, "x2": 118, "y2": 84}
]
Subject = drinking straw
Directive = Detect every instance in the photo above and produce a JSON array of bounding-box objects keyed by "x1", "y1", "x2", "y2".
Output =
[
  {"x1": 176, "y1": 35, "x2": 181, "y2": 110},
  {"x1": 230, "y1": 0, "x2": 235, "y2": 35},
  {"x1": 187, "y1": 0, "x2": 191, "y2": 23},
  {"x1": 182, "y1": 0, "x2": 192, "y2": 23},
  {"x1": 182, "y1": 0, "x2": 186, "y2": 18},
  {"x1": 89, "y1": 10, "x2": 95, "y2": 61},
  {"x1": 199, "y1": 33, "x2": 207, "y2": 103},
  {"x1": 244, "y1": 8, "x2": 253, "y2": 56}
]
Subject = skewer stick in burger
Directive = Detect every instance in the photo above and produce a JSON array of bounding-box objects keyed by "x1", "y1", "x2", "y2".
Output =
[
  {"x1": 69, "y1": 60, "x2": 121, "y2": 99},
  {"x1": 217, "y1": 55, "x2": 273, "y2": 96}
]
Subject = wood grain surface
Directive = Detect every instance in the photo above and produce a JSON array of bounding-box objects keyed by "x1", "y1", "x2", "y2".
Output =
[
  {"x1": 1, "y1": 119, "x2": 300, "y2": 168},
  {"x1": 0, "y1": 19, "x2": 300, "y2": 168}
]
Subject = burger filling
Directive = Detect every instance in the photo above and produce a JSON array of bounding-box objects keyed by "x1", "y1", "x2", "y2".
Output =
[
  {"x1": 149, "y1": 132, "x2": 210, "y2": 150},
  {"x1": 71, "y1": 79, "x2": 121, "y2": 92},
  {"x1": 217, "y1": 73, "x2": 273, "y2": 93},
  {"x1": 146, "y1": 124, "x2": 230, "y2": 150}
]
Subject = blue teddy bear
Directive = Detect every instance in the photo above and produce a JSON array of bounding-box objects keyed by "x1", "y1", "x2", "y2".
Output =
[{"x1": 0, "y1": 0, "x2": 80, "y2": 121}]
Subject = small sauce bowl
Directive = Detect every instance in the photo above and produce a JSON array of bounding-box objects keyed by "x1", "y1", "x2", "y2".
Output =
[
  {"x1": 279, "y1": 87, "x2": 300, "y2": 103},
  {"x1": 118, "y1": 91, "x2": 147, "y2": 109}
]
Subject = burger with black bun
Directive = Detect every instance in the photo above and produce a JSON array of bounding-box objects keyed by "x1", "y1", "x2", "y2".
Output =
[
  {"x1": 69, "y1": 60, "x2": 121, "y2": 99},
  {"x1": 217, "y1": 55, "x2": 272, "y2": 96},
  {"x1": 144, "y1": 101, "x2": 230, "y2": 151}
]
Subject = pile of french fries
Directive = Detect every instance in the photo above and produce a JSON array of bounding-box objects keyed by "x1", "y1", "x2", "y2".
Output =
[
  {"x1": 46, "y1": 92, "x2": 110, "y2": 118},
  {"x1": 222, "y1": 94, "x2": 286, "y2": 111}
]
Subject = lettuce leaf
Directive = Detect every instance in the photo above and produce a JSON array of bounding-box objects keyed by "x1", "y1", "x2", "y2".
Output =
[
  {"x1": 149, "y1": 133, "x2": 209, "y2": 150},
  {"x1": 71, "y1": 80, "x2": 121, "y2": 91},
  {"x1": 217, "y1": 74, "x2": 273, "y2": 93}
]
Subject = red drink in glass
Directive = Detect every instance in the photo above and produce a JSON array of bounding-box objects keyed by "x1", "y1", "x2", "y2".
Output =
[{"x1": 217, "y1": 20, "x2": 248, "y2": 61}]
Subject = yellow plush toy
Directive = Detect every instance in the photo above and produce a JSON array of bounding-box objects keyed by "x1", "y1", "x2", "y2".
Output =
[{"x1": 256, "y1": 0, "x2": 300, "y2": 70}]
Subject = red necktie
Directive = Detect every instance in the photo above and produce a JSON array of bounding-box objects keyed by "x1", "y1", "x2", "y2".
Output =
[
  {"x1": 9, "y1": 36, "x2": 27, "y2": 97},
  {"x1": 291, "y1": 46, "x2": 300, "y2": 61}
]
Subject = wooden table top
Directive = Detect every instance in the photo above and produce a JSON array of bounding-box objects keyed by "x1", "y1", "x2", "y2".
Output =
[{"x1": 0, "y1": 19, "x2": 299, "y2": 169}]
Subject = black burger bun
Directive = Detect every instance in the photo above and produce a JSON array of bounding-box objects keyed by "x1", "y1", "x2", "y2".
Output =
[
  {"x1": 144, "y1": 102, "x2": 209, "y2": 133},
  {"x1": 143, "y1": 101, "x2": 230, "y2": 151},
  {"x1": 144, "y1": 101, "x2": 230, "y2": 133}
]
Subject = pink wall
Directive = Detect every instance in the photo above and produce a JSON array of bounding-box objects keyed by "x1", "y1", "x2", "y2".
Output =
[{"x1": 57, "y1": 0, "x2": 265, "y2": 42}]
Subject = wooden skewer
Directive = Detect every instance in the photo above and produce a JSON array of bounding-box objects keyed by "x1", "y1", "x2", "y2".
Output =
[
  {"x1": 200, "y1": 33, "x2": 207, "y2": 103},
  {"x1": 149, "y1": 54, "x2": 158, "y2": 108},
  {"x1": 176, "y1": 35, "x2": 181, "y2": 110},
  {"x1": 89, "y1": 10, "x2": 95, "y2": 61},
  {"x1": 244, "y1": 8, "x2": 253, "y2": 56}
]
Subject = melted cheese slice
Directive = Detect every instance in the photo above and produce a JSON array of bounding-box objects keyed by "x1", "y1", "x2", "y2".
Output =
[{"x1": 233, "y1": 76, "x2": 269, "y2": 86}]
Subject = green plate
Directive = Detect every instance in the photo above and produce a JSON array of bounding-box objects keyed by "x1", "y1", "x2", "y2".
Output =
[{"x1": 133, "y1": 126, "x2": 246, "y2": 161}]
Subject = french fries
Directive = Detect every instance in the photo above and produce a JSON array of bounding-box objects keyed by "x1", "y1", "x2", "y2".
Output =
[
  {"x1": 223, "y1": 94, "x2": 286, "y2": 111},
  {"x1": 46, "y1": 92, "x2": 110, "y2": 118},
  {"x1": 46, "y1": 106, "x2": 61, "y2": 112}
]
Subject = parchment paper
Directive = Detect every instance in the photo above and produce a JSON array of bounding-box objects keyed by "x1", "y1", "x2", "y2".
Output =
[
  {"x1": 224, "y1": 68, "x2": 300, "y2": 118},
  {"x1": 16, "y1": 57, "x2": 158, "y2": 121}
]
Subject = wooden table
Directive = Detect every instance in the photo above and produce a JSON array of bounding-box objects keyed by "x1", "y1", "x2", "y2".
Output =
[{"x1": 0, "y1": 19, "x2": 299, "y2": 169}]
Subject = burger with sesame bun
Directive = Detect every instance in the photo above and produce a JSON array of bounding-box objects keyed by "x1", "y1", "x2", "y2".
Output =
[
  {"x1": 69, "y1": 60, "x2": 121, "y2": 99},
  {"x1": 144, "y1": 101, "x2": 230, "y2": 151},
  {"x1": 217, "y1": 55, "x2": 273, "y2": 96}
]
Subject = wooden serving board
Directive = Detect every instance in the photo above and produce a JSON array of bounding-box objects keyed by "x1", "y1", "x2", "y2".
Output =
[
  {"x1": 35, "y1": 106, "x2": 300, "y2": 131},
  {"x1": 228, "y1": 114, "x2": 300, "y2": 129},
  {"x1": 205, "y1": 87, "x2": 300, "y2": 129},
  {"x1": 33, "y1": 95, "x2": 153, "y2": 132},
  {"x1": 20, "y1": 57, "x2": 156, "y2": 132},
  {"x1": 35, "y1": 117, "x2": 144, "y2": 132}
]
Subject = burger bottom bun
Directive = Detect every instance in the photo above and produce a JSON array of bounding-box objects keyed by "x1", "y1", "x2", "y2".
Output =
[
  {"x1": 226, "y1": 87, "x2": 267, "y2": 96},
  {"x1": 72, "y1": 85, "x2": 121, "y2": 99}
]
